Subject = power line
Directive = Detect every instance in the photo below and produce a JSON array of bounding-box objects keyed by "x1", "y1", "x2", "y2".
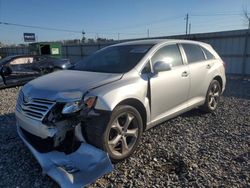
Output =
[
  {"x1": 104, "y1": 12, "x2": 245, "y2": 35},
  {"x1": 0, "y1": 21, "x2": 148, "y2": 38},
  {"x1": 0, "y1": 21, "x2": 83, "y2": 33},
  {"x1": 190, "y1": 13, "x2": 243, "y2": 17},
  {"x1": 100, "y1": 15, "x2": 184, "y2": 31},
  {"x1": 0, "y1": 11, "x2": 248, "y2": 41}
]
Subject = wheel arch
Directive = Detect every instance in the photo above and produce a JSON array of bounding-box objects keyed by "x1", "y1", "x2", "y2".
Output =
[
  {"x1": 213, "y1": 75, "x2": 223, "y2": 89},
  {"x1": 116, "y1": 98, "x2": 147, "y2": 131}
]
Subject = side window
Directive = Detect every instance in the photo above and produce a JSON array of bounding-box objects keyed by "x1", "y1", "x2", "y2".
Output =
[
  {"x1": 151, "y1": 44, "x2": 183, "y2": 67},
  {"x1": 182, "y1": 44, "x2": 205, "y2": 63},
  {"x1": 9, "y1": 57, "x2": 34, "y2": 65},
  {"x1": 201, "y1": 47, "x2": 215, "y2": 60},
  {"x1": 9, "y1": 57, "x2": 34, "y2": 71}
]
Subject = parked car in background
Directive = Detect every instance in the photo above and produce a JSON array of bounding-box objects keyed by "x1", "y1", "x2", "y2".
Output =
[
  {"x1": 0, "y1": 55, "x2": 71, "y2": 89},
  {"x1": 16, "y1": 39, "x2": 226, "y2": 164}
]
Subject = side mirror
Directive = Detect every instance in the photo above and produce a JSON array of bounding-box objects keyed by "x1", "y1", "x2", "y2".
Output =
[
  {"x1": 153, "y1": 61, "x2": 172, "y2": 73},
  {"x1": 0, "y1": 66, "x2": 12, "y2": 76}
]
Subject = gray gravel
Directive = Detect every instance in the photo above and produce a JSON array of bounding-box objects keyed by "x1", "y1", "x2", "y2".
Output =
[{"x1": 0, "y1": 79, "x2": 249, "y2": 188}]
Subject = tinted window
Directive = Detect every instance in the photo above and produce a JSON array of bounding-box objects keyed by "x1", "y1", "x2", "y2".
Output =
[
  {"x1": 182, "y1": 44, "x2": 205, "y2": 63},
  {"x1": 71, "y1": 45, "x2": 153, "y2": 73},
  {"x1": 202, "y1": 47, "x2": 215, "y2": 60},
  {"x1": 151, "y1": 44, "x2": 183, "y2": 67}
]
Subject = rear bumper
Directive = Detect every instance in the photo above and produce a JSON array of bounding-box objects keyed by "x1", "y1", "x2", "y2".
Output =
[{"x1": 17, "y1": 125, "x2": 113, "y2": 188}]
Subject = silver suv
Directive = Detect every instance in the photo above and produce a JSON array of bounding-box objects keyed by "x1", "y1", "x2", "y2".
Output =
[{"x1": 16, "y1": 39, "x2": 226, "y2": 162}]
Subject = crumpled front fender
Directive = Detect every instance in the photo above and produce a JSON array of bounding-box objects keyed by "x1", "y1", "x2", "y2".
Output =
[{"x1": 17, "y1": 125, "x2": 113, "y2": 188}]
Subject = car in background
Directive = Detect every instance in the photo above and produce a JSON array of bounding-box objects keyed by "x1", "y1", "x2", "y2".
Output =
[{"x1": 0, "y1": 55, "x2": 71, "y2": 89}]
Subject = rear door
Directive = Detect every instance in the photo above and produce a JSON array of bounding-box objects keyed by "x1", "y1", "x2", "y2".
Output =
[
  {"x1": 150, "y1": 44, "x2": 190, "y2": 121},
  {"x1": 181, "y1": 43, "x2": 214, "y2": 100},
  {"x1": 4, "y1": 57, "x2": 40, "y2": 86}
]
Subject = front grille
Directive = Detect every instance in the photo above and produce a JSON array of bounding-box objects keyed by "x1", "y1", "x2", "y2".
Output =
[{"x1": 16, "y1": 91, "x2": 55, "y2": 121}]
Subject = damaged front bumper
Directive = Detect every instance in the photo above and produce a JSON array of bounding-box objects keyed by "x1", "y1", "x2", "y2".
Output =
[{"x1": 16, "y1": 109, "x2": 113, "y2": 188}]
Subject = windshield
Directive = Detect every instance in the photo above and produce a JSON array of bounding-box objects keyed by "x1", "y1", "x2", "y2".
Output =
[{"x1": 71, "y1": 44, "x2": 153, "y2": 73}]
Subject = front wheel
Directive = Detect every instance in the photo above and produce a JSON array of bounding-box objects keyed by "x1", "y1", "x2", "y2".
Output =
[
  {"x1": 84, "y1": 105, "x2": 143, "y2": 163},
  {"x1": 201, "y1": 80, "x2": 221, "y2": 113},
  {"x1": 104, "y1": 105, "x2": 143, "y2": 162}
]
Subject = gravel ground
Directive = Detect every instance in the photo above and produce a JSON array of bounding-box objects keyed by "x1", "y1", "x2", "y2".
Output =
[{"x1": 0, "y1": 79, "x2": 249, "y2": 188}]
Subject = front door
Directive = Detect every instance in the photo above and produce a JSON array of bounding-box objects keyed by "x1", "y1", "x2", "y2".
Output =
[{"x1": 150, "y1": 44, "x2": 190, "y2": 121}]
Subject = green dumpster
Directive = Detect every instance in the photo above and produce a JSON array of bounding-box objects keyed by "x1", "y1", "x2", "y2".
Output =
[{"x1": 29, "y1": 42, "x2": 62, "y2": 58}]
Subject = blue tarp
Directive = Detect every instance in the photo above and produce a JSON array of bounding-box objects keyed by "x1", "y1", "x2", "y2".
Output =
[{"x1": 17, "y1": 126, "x2": 113, "y2": 188}]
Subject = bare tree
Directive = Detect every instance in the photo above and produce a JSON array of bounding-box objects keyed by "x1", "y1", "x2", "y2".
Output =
[{"x1": 243, "y1": 7, "x2": 250, "y2": 29}]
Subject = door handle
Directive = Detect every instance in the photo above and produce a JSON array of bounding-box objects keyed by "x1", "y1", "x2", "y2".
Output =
[
  {"x1": 206, "y1": 64, "x2": 211, "y2": 69},
  {"x1": 181, "y1": 71, "x2": 189, "y2": 77}
]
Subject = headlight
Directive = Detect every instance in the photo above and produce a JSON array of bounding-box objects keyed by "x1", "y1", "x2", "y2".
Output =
[{"x1": 61, "y1": 96, "x2": 97, "y2": 114}]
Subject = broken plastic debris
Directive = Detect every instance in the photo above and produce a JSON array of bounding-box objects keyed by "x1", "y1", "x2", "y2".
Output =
[{"x1": 17, "y1": 126, "x2": 113, "y2": 188}]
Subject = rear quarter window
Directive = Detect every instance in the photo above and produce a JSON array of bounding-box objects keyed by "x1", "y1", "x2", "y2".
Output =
[
  {"x1": 201, "y1": 47, "x2": 215, "y2": 60},
  {"x1": 182, "y1": 44, "x2": 205, "y2": 63}
]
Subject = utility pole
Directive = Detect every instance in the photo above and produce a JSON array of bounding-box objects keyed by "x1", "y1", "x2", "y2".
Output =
[
  {"x1": 189, "y1": 23, "x2": 191, "y2": 35},
  {"x1": 118, "y1": 33, "x2": 120, "y2": 41},
  {"x1": 81, "y1": 30, "x2": 86, "y2": 43},
  {"x1": 147, "y1": 29, "x2": 150, "y2": 38},
  {"x1": 185, "y1": 13, "x2": 189, "y2": 35}
]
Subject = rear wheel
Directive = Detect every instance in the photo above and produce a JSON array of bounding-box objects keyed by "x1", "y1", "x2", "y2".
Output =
[
  {"x1": 201, "y1": 80, "x2": 221, "y2": 112},
  {"x1": 84, "y1": 105, "x2": 143, "y2": 163}
]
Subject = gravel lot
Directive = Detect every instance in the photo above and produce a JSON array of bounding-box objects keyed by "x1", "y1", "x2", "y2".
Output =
[{"x1": 0, "y1": 79, "x2": 249, "y2": 188}]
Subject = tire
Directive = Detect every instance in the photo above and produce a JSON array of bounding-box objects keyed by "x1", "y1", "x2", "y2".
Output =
[
  {"x1": 201, "y1": 80, "x2": 221, "y2": 113},
  {"x1": 84, "y1": 105, "x2": 143, "y2": 163}
]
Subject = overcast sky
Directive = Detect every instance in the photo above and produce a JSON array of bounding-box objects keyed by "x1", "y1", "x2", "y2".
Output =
[{"x1": 0, "y1": 0, "x2": 250, "y2": 44}]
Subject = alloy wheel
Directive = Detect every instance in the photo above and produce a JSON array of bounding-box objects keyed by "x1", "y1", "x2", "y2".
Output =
[
  {"x1": 208, "y1": 82, "x2": 220, "y2": 110},
  {"x1": 107, "y1": 112, "x2": 139, "y2": 156}
]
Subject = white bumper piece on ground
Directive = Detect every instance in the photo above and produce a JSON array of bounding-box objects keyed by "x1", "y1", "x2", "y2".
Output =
[{"x1": 17, "y1": 126, "x2": 113, "y2": 188}]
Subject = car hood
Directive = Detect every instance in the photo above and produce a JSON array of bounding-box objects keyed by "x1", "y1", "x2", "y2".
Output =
[{"x1": 22, "y1": 70, "x2": 123, "y2": 102}]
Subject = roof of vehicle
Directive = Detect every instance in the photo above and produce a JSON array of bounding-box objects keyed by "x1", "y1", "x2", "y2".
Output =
[{"x1": 114, "y1": 39, "x2": 208, "y2": 46}]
